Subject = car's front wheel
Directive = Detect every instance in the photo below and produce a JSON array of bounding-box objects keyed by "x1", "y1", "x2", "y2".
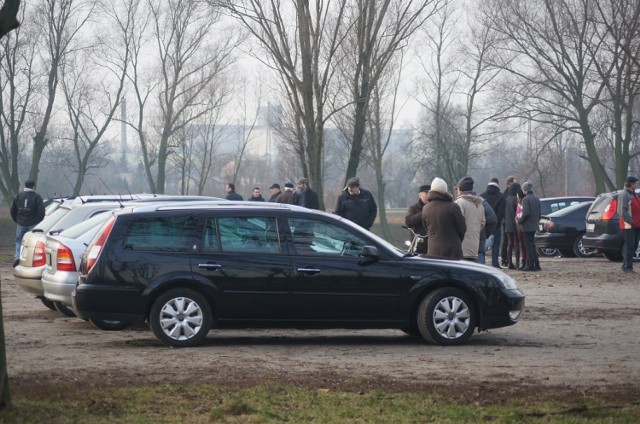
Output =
[
  {"x1": 149, "y1": 288, "x2": 212, "y2": 347},
  {"x1": 417, "y1": 288, "x2": 477, "y2": 345}
]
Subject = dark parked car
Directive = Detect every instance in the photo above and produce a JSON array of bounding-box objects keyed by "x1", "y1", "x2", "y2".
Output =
[
  {"x1": 534, "y1": 201, "x2": 598, "y2": 258},
  {"x1": 536, "y1": 196, "x2": 596, "y2": 257},
  {"x1": 582, "y1": 189, "x2": 640, "y2": 262},
  {"x1": 73, "y1": 203, "x2": 525, "y2": 347}
]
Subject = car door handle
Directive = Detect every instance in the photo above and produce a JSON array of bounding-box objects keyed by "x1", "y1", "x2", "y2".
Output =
[
  {"x1": 198, "y1": 263, "x2": 222, "y2": 270},
  {"x1": 297, "y1": 267, "x2": 320, "y2": 275}
]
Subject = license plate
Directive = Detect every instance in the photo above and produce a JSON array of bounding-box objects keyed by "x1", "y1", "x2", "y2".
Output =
[{"x1": 586, "y1": 223, "x2": 595, "y2": 233}]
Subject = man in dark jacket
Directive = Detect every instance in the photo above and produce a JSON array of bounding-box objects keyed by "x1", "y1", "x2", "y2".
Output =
[
  {"x1": 248, "y1": 187, "x2": 265, "y2": 202},
  {"x1": 10, "y1": 179, "x2": 45, "y2": 263},
  {"x1": 293, "y1": 178, "x2": 320, "y2": 210},
  {"x1": 618, "y1": 176, "x2": 640, "y2": 273},
  {"x1": 500, "y1": 176, "x2": 517, "y2": 266},
  {"x1": 267, "y1": 183, "x2": 282, "y2": 202},
  {"x1": 481, "y1": 178, "x2": 506, "y2": 268},
  {"x1": 224, "y1": 183, "x2": 243, "y2": 201},
  {"x1": 518, "y1": 181, "x2": 542, "y2": 271},
  {"x1": 404, "y1": 184, "x2": 430, "y2": 254},
  {"x1": 334, "y1": 177, "x2": 377, "y2": 230},
  {"x1": 276, "y1": 183, "x2": 295, "y2": 204}
]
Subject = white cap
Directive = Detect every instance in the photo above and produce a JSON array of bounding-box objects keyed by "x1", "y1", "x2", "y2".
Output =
[{"x1": 430, "y1": 177, "x2": 448, "y2": 194}]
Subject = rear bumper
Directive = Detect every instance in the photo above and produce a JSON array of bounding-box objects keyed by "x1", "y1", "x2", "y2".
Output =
[
  {"x1": 41, "y1": 270, "x2": 78, "y2": 306},
  {"x1": 14, "y1": 265, "x2": 45, "y2": 295},
  {"x1": 581, "y1": 233, "x2": 622, "y2": 253},
  {"x1": 73, "y1": 283, "x2": 147, "y2": 324},
  {"x1": 534, "y1": 232, "x2": 574, "y2": 250}
]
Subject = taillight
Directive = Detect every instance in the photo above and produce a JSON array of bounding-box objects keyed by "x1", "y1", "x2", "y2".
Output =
[
  {"x1": 56, "y1": 244, "x2": 76, "y2": 272},
  {"x1": 602, "y1": 199, "x2": 617, "y2": 221},
  {"x1": 33, "y1": 241, "x2": 46, "y2": 267},
  {"x1": 84, "y1": 217, "x2": 116, "y2": 274}
]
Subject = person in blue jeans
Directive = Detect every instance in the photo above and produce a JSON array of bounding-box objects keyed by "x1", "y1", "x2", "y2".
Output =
[{"x1": 10, "y1": 180, "x2": 45, "y2": 265}]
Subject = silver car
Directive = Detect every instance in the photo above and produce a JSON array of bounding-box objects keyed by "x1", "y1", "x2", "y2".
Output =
[
  {"x1": 41, "y1": 212, "x2": 114, "y2": 316},
  {"x1": 14, "y1": 201, "x2": 128, "y2": 307}
]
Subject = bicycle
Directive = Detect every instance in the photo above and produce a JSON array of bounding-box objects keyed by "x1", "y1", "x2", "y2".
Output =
[{"x1": 402, "y1": 225, "x2": 428, "y2": 255}]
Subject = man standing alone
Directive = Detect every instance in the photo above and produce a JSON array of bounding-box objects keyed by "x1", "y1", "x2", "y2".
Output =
[
  {"x1": 334, "y1": 177, "x2": 377, "y2": 230},
  {"x1": 10, "y1": 180, "x2": 45, "y2": 264},
  {"x1": 518, "y1": 181, "x2": 541, "y2": 271},
  {"x1": 618, "y1": 176, "x2": 640, "y2": 273}
]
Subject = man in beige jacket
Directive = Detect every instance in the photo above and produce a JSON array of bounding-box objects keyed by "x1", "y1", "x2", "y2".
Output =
[{"x1": 455, "y1": 176, "x2": 486, "y2": 261}]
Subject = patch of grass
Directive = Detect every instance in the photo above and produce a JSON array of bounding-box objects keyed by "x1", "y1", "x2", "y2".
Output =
[{"x1": 1, "y1": 383, "x2": 639, "y2": 423}]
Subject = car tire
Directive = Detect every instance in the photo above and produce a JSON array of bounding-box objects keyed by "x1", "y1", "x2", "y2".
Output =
[
  {"x1": 89, "y1": 318, "x2": 130, "y2": 331},
  {"x1": 603, "y1": 251, "x2": 623, "y2": 262},
  {"x1": 559, "y1": 249, "x2": 577, "y2": 258},
  {"x1": 572, "y1": 234, "x2": 598, "y2": 258},
  {"x1": 149, "y1": 288, "x2": 212, "y2": 347},
  {"x1": 537, "y1": 247, "x2": 558, "y2": 257},
  {"x1": 417, "y1": 288, "x2": 476, "y2": 345},
  {"x1": 54, "y1": 301, "x2": 77, "y2": 317},
  {"x1": 39, "y1": 296, "x2": 57, "y2": 311}
]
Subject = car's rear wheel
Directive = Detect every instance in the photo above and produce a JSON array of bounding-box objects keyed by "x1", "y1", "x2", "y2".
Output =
[
  {"x1": 537, "y1": 247, "x2": 558, "y2": 257},
  {"x1": 39, "y1": 296, "x2": 56, "y2": 311},
  {"x1": 560, "y1": 249, "x2": 577, "y2": 258},
  {"x1": 89, "y1": 319, "x2": 130, "y2": 331},
  {"x1": 572, "y1": 234, "x2": 598, "y2": 258},
  {"x1": 149, "y1": 288, "x2": 212, "y2": 347},
  {"x1": 417, "y1": 288, "x2": 476, "y2": 345},
  {"x1": 603, "y1": 250, "x2": 623, "y2": 262},
  {"x1": 54, "y1": 301, "x2": 77, "y2": 317}
]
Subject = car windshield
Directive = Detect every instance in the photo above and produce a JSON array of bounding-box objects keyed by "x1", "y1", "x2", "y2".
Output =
[{"x1": 59, "y1": 211, "x2": 114, "y2": 239}]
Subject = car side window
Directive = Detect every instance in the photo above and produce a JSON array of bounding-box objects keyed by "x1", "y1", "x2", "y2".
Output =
[
  {"x1": 201, "y1": 218, "x2": 220, "y2": 253},
  {"x1": 218, "y1": 217, "x2": 280, "y2": 253},
  {"x1": 289, "y1": 218, "x2": 366, "y2": 257},
  {"x1": 123, "y1": 216, "x2": 199, "y2": 252}
]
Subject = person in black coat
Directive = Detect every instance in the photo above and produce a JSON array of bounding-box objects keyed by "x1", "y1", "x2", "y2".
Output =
[
  {"x1": 293, "y1": 178, "x2": 320, "y2": 210},
  {"x1": 404, "y1": 184, "x2": 430, "y2": 254},
  {"x1": 10, "y1": 179, "x2": 45, "y2": 263},
  {"x1": 481, "y1": 178, "x2": 506, "y2": 268},
  {"x1": 248, "y1": 187, "x2": 265, "y2": 202},
  {"x1": 334, "y1": 177, "x2": 377, "y2": 230},
  {"x1": 224, "y1": 183, "x2": 243, "y2": 201}
]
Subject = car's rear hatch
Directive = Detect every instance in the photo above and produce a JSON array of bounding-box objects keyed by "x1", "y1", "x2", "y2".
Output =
[{"x1": 585, "y1": 193, "x2": 618, "y2": 237}]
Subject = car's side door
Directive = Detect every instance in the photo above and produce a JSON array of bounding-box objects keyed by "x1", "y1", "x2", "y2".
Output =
[
  {"x1": 190, "y1": 213, "x2": 295, "y2": 321},
  {"x1": 287, "y1": 216, "x2": 404, "y2": 322}
]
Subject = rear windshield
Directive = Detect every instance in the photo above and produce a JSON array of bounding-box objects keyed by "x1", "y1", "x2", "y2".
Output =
[
  {"x1": 59, "y1": 212, "x2": 113, "y2": 239},
  {"x1": 33, "y1": 207, "x2": 71, "y2": 232},
  {"x1": 588, "y1": 195, "x2": 614, "y2": 216}
]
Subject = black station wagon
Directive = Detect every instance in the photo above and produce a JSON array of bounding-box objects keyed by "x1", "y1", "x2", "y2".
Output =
[{"x1": 73, "y1": 203, "x2": 525, "y2": 347}]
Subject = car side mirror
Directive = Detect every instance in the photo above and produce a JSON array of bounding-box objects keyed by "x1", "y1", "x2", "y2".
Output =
[{"x1": 361, "y1": 245, "x2": 380, "y2": 259}]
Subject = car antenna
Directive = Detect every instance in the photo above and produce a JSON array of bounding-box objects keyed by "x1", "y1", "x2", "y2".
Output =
[
  {"x1": 100, "y1": 176, "x2": 125, "y2": 208},
  {"x1": 63, "y1": 174, "x2": 84, "y2": 203}
]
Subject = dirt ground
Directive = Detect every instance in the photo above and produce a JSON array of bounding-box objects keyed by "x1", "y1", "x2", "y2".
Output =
[{"x1": 2, "y1": 256, "x2": 640, "y2": 403}]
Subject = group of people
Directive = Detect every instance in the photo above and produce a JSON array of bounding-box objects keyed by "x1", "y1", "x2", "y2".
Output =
[
  {"x1": 405, "y1": 175, "x2": 543, "y2": 271},
  {"x1": 225, "y1": 176, "x2": 378, "y2": 231},
  {"x1": 224, "y1": 178, "x2": 320, "y2": 209}
]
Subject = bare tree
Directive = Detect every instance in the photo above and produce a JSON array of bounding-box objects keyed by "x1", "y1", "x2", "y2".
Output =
[
  {"x1": 484, "y1": 0, "x2": 614, "y2": 193},
  {"x1": 339, "y1": 0, "x2": 440, "y2": 186},
  {"x1": 223, "y1": 0, "x2": 351, "y2": 209},
  {"x1": 0, "y1": 4, "x2": 35, "y2": 204},
  {"x1": 58, "y1": 0, "x2": 131, "y2": 195},
  {"x1": 128, "y1": 0, "x2": 239, "y2": 194},
  {"x1": 29, "y1": 0, "x2": 95, "y2": 187}
]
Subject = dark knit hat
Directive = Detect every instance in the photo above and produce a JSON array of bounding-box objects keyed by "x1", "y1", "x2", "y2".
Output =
[
  {"x1": 456, "y1": 176, "x2": 474, "y2": 192},
  {"x1": 419, "y1": 184, "x2": 431, "y2": 193},
  {"x1": 626, "y1": 176, "x2": 639, "y2": 184}
]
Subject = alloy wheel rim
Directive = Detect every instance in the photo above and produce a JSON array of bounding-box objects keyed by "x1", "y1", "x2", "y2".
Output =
[
  {"x1": 432, "y1": 296, "x2": 470, "y2": 339},
  {"x1": 159, "y1": 297, "x2": 204, "y2": 341}
]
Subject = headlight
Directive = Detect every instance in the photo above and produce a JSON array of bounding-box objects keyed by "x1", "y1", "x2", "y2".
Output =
[{"x1": 488, "y1": 269, "x2": 519, "y2": 290}]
